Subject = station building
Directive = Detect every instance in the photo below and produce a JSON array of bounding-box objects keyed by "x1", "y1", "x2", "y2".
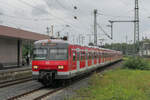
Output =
[{"x1": 0, "y1": 25, "x2": 49, "y2": 67}]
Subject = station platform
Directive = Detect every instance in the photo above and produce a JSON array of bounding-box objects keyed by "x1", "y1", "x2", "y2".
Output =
[
  {"x1": 0, "y1": 66, "x2": 32, "y2": 83},
  {"x1": 0, "y1": 66, "x2": 31, "y2": 74}
]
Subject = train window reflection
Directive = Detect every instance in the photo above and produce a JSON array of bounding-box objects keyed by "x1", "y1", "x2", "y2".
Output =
[
  {"x1": 73, "y1": 52, "x2": 76, "y2": 61},
  {"x1": 49, "y1": 49, "x2": 68, "y2": 60},
  {"x1": 33, "y1": 48, "x2": 47, "y2": 60}
]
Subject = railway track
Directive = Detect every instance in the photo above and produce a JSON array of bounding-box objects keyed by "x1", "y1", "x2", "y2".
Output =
[
  {"x1": 6, "y1": 61, "x2": 122, "y2": 100},
  {"x1": 33, "y1": 87, "x2": 64, "y2": 100},
  {"x1": 0, "y1": 77, "x2": 32, "y2": 88},
  {"x1": 6, "y1": 72, "x2": 97, "y2": 100},
  {"x1": 7, "y1": 87, "x2": 44, "y2": 100},
  {"x1": 6, "y1": 75, "x2": 85, "y2": 100},
  {"x1": 7, "y1": 82, "x2": 73, "y2": 100}
]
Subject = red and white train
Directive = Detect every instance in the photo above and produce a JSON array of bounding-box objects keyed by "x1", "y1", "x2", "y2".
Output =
[{"x1": 32, "y1": 39, "x2": 122, "y2": 86}]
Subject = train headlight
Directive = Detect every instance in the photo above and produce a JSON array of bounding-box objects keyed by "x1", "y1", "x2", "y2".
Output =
[
  {"x1": 58, "y1": 65, "x2": 64, "y2": 69},
  {"x1": 33, "y1": 65, "x2": 39, "y2": 70}
]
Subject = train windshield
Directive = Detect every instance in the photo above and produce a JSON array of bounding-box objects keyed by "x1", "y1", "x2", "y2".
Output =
[
  {"x1": 33, "y1": 48, "x2": 47, "y2": 60},
  {"x1": 49, "y1": 48, "x2": 68, "y2": 60}
]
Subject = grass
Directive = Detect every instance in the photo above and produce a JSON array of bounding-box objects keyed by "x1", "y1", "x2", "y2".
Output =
[
  {"x1": 70, "y1": 69, "x2": 150, "y2": 100},
  {"x1": 68, "y1": 57, "x2": 150, "y2": 100}
]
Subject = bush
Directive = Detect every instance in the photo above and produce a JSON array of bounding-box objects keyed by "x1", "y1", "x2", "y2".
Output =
[{"x1": 123, "y1": 56, "x2": 150, "y2": 70}]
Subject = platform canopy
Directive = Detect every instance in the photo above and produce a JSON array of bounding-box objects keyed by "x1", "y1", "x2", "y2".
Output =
[
  {"x1": 0, "y1": 25, "x2": 50, "y2": 40},
  {"x1": 0, "y1": 25, "x2": 50, "y2": 68}
]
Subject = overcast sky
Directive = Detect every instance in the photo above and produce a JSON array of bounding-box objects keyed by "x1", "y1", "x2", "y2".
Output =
[{"x1": 0, "y1": 0, "x2": 150, "y2": 45}]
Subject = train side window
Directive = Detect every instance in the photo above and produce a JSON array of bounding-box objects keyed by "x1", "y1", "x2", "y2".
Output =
[
  {"x1": 86, "y1": 52, "x2": 88, "y2": 60},
  {"x1": 81, "y1": 52, "x2": 82, "y2": 60},
  {"x1": 88, "y1": 53, "x2": 90, "y2": 60},
  {"x1": 102, "y1": 52, "x2": 103, "y2": 57},
  {"x1": 104, "y1": 53, "x2": 107, "y2": 58},
  {"x1": 99, "y1": 52, "x2": 101, "y2": 57},
  {"x1": 104, "y1": 53, "x2": 105, "y2": 58},
  {"x1": 97, "y1": 52, "x2": 99, "y2": 58},
  {"x1": 73, "y1": 52, "x2": 76, "y2": 61},
  {"x1": 95, "y1": 52, "x2": 97, "y2": 59},
  {"x1": 92, "y1": 52, "x2": 94, "y2": 59},
  {"x1": 70, "y1": 48, "x2": 72, "y2": 57},
  {"x1": 88, "y1": 52, "x2": 91, "y2": 60},
  {"x1": 49, "y1": 48, "x2": 67, "y2": 60},
  {"x1": 81, "y1": 52, "x2": 85, "y2": 61},
  {"x1": 90, "y1": 52, "x2": 92, "y2": 59},
  {"x1": 93, "y1": 52, "x2": 95, "y2": 59},
  {"x1": 77, "y1": 52, "x2": 80, "y2": 61},
  {"x1": 91, "y1": 52, "x2": 93, "y2": 59},
  {"x1": 83, "y1": 52, "x2": 85, "y2": 60},
  {"x1": 100, "y1": 53, "x2": 101, "y2": 58}
]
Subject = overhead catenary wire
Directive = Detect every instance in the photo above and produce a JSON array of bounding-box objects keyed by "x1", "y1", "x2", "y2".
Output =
[
  {"x1": 2, "y1": 1, "x2": 96, "y2": 35},
  {"x1": 97, "y1": 23, "x2": 112, "y2": 39},
  {"x1": 44, "y1": 0, "x2": 91, "y2": 32},
  {"x1": 65, "y1": 0, "x2": 76, "y2": 9},
  {"x1": 51, "y1": 0, "x2": 80, "y2": 21},
  {"x1": 19, "y1": 0, "x2": 89, "y2": 33},
  {"x1": 2, "y1": 0, "x2": 146, "y2": 46},
  {"x1": 55, "y1": 0, "x2": 70, "y2": 10}
]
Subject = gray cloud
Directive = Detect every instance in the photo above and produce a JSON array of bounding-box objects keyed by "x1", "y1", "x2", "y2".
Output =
[
  {"x1": 0, "y1": 8, "x2": 4, "y2": 15},
  {"x1": 31, "y1": 4, "x2": 49, "y2": 16},
  {"x1": 14, "y1": 9, "x2": 27, "y2": 17},
  {"x1": 1, "y1": 0, "x2": 150, "y2": 45}
]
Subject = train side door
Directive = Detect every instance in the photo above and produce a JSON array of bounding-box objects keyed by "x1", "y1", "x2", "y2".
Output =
[
  {"x1": 102, "y1": 51, "x2": 104, "y2": 63},
  {"x1": 97, "y1": 51, "x2": 99, "y2": 64},
  {"x1": 77, "y1": 51, "x2": 80, "y2": 71},
  {"x1": 72, "y1": 50, "x2": 77, "y2": 71},
  {"x1": 92, "y1": 51, "x2": 94, "y2": 65},
  {"x1": 85, "y1": 50, "x2": 88, "y2": 67},
  {"x1": 99, "y1": 51, "x2": 101, "y2": 64}
]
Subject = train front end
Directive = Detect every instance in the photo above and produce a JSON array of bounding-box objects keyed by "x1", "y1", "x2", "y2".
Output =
[{"x1": 32, "y1": 40, "x2": 69, "y2": 86}]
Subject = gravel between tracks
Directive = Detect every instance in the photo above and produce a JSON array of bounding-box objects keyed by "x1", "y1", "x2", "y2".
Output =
[
  {"x1": 16, "y1": 88, "x2": 54, "y2": 100},
  {"x1": 0, "y1": 81, "x2": 43, "y2": 100}
]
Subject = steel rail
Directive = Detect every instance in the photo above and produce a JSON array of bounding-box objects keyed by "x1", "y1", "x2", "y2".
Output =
[
  {"x1": 7, "y1": 87, "x2": 44, "y2": 100},
  {"x1": 0, "y1": 77, "x2": 32, "y2": 88}
]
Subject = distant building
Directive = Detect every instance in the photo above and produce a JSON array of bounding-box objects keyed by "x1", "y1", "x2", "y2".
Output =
[
  {"x1": 0, "y1": 25, "x2": 50, "y2": 67},
  {"x1": 139, "y1": 43, "x2": 150, "y2": 57}
]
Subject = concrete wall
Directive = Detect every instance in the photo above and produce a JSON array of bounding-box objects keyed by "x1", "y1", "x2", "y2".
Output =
[{"x1": 0, "y1": 37, "x2": 22, "y2": 67}]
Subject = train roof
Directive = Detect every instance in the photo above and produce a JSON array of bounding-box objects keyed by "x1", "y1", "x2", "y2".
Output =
[
  {"x1": 34, "y1": 39, "x2": 69, "y2": 44},
  {"x1": 34, "y1": 39, "x2": 122, "y2": 53}
]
